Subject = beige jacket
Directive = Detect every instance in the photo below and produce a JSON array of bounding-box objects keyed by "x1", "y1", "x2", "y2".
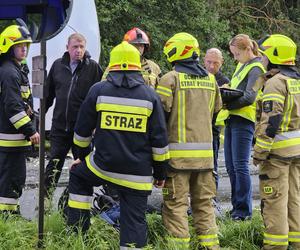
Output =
[{"x1": 157, "y1": 70, "x2": 222, "y2": 170}]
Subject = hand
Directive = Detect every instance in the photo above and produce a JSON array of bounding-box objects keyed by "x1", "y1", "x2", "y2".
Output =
[
  {"x1": 69, "y1": 158, "x2": 82, "y2": 170},
  {"x1": 253, "y1": 157, "x2": 264, "y2": 167},
  {"x1": 221, "y1": 83, "x2": 230, "y2": 88},
  {"x1": 29, "y1": 132, "x2": 40, "y2": 144},
  {"x1": 153, "y1": 179, "x2": 165, "y2": 188}
]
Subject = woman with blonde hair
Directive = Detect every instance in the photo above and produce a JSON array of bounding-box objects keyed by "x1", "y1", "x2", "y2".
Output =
[{"x1": 224, "y1": 34, "x2": 265, "y2": 220}]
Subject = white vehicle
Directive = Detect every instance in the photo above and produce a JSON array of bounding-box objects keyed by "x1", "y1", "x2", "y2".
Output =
[{"x1": 0, "y1": 0, "x2": 101, "y2": 130}]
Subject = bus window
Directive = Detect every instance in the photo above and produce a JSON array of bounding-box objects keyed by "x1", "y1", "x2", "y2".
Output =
[{"x1": 0, "y1": 0, "x2": 71, "y2": 42}]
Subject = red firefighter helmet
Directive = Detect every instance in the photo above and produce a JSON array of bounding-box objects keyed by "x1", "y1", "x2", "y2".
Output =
[{"x1": 123, "y1": 27, "x2": 150, "y2": 52}]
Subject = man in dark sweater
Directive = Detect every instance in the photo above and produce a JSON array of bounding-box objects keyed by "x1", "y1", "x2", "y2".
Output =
[
  {"x1": 204, "y1": 48, "x2": 230, "y2": 190},
  {"x1": 44, "y1": 33, "x2": 103, "y2": 196}
]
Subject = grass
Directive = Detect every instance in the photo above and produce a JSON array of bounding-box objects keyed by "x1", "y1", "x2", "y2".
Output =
[{"x1": 0, "y1": 208, "x2": 264, "y2": 250}]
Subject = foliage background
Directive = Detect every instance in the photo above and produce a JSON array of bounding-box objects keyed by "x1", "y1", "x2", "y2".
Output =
[
  {"x1": 96, "y1": 0, "x2": 300, "y2": 76},
  {"x1": 0, "y1": 0, "x2": 299, "y2": 76}
]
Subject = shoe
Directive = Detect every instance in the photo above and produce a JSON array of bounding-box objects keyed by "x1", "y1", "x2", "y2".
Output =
[{"x1": 232, "y1": 215, "x2": 251, "y2": 221}]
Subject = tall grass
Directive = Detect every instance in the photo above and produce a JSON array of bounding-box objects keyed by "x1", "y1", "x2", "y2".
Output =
[{"x1": 0, "y1": 210, "x2": 264, "y2": 250}]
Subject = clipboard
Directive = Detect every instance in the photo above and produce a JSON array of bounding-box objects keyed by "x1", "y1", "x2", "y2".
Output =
[{"x1": 220, "y1": 87, "x2": 244, "y2": 102}]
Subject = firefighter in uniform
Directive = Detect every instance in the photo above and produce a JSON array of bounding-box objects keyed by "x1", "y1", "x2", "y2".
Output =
[
  {"x1": 67, "y1": 41, "x2": 169, "y2": 249},
  {"x1": 157, "y1": 32, "x2": 222, "y2": 249},
  {"x1": 254, "y1": 34, "x2": 300, "y2": 250},
  {"x1": 0, "y1": 25, "x2": 40, "y2": 213},
  {"x1": 102, "y1": 27, "x2": 161, "y2": 89}
]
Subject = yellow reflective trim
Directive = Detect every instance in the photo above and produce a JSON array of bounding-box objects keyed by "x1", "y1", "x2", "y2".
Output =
[
  {"x1": 152, "y1": 152, "x2": 170, "y2": 161},
  {"x1": 177, "y1": 90, "x2": 186, "y2": 143},
  {"x1": 287, "y1": 79, "x2": 300, "y2": 94},
  {"x1": 263, "y1": 93, "x2": 285, "y2": 104},
  {"x1": 289, "y1": 238, "x2": 300, "y2": 242},
  {"x1": 0, "y1": 139, "x2": 31, "y2": 147},
  {"x1": 179, "y1": 73, "x2": 215, "y2": 90},
  {"x1": 170, "y1": 150, "x2": 213, "y2": 158},
  {"x1": 0, "y1": 204, "x2": 18, "y2": 211},
  {"x1": 198, "y1": 234, "x2": 218, "y2": 239},
  {"x1": 281, "y1": 94, "x2": 293, "y2": 132},
  {"x1": 256, "y1": 138, "x2": 273, "y2": 145},
  {"x1": 100, "y1": 112, "x2": 147, "y2": 133},
  {"x1": 13, "y1": 116, "x2": 31, "y2": 129},
  {"x1": 73, "y1": 138, "x2": 90, "y2": 148},
  {"x1": 86, "y1": 155, "x2": 152, "y2": 191},
  {"x1": 172, "y1": 238, "x2": 190, "y2": 243},
  {"x1": 264, "y1": 233, "x2": 288, "y2": 239},
  {"x1": 289, "y1": 232, "x2": 300, "y2": 236},
  {"x1": 272, "y1": 138, "x2": 300, "y2": 149},
  {"x1": 209, "y1": 91, "x2": 214, "y2": 113},
  {"x1": 256, "y1": 138, "x2": 273, "y2": 150},
  {"x1": 156, "y1": 85, "x2": 172, "y2": 94},
  {"x1": 96, "y1": 103, "x2": 152, "y2": 117},
  {"x1": 68, "y1": 199, "x2": 91, "y2": 210},
  {"x1": 263, "y1": 97, "x2": 285, "y2": 104},
  {"x1": 156, "y1": 89, "x2": 171, "y2": 97},
  {"x1": 200, "y1": 241, "x2": 220, "y2": 246},
  {"x1": 263, "y1": 240, "x2": 288, "y2": 246},
  {"x1": 182, "y1": 91, "x2": 186, "y2": 142}
]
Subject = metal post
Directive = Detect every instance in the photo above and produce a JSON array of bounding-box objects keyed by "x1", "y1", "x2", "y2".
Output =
[
  {"x1": 38, "y1": 40, "x2": 46, "y2": 248},
  {"x1": 32, "y1": 40, "x2": 47, "y2": 248}
]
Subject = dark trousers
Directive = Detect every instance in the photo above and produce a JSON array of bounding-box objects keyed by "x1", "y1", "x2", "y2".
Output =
[
  {"x1": 67, "y1": 160, "x2": 149, "y2": 248},
  {"x1": 44, "y1": 131, "x2": 77, "y2": 196},
  {"x1": 0, "y1": 151, "x2": 26, "y2": 212}
]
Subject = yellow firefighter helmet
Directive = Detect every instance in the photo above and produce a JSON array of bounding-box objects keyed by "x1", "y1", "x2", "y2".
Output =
[
  {"x1": 108, "y1": 41, "x2": 141, "y2": 71},
  {"x1": 164, "y1": 32, "x2": 200, "y2": 63},
  {"x1": 258, "y1": 34, "x2": 296, "y2": 65}
]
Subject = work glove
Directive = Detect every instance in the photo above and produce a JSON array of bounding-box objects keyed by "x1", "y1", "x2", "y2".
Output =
[{"x1": 153, "y1": 162, "x2": 169, "y2": 188}]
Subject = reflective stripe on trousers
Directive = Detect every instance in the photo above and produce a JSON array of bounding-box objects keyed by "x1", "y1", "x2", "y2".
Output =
[
  {"x1": 0, "y1": 197, "x2": 18, "y2": 211},
  {"x1": 198, "y1": 234, "x2": 219, "y2": 247},
  {"x1": 264, "y1": 233, "x2": 288, "y2": 246},
  {"x1": 68, "y1": 193, "x2": 93, "y2": 210},
  {"x1": 167, "y1": 237, "x2": 190, "y2": 249},
  {"x1": 86, "y1": 152, "x2": 153, "y2": 191},
  {"x1": 289, "y1": 232, "x2": 300, "y2": 242}
]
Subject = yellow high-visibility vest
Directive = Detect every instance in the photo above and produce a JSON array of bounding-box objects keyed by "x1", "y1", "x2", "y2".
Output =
[{"x1": 228, "y1": 61, "x2": 265, "y2": 122}]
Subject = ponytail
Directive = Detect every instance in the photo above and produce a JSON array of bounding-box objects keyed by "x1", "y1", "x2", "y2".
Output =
[{"x1": 251, "y1": 40, "x2": 260, "y2": 56}]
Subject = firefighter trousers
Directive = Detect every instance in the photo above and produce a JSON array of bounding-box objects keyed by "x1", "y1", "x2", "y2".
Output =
[
  {"x1": 259, "y1": 157, "x2": 300, "y2": 250},
  {"x1": 162, "y1": 169, "x2": 219, "y2": 249},
  {"x1": 44, "y1": 132, "x2": 77, "y2": 196},
  {"x1": 0, "y1": 151, "x2": 26, "y2": 213},
  {"x1": 67, "y1": 160, "x2": 149, "y2": 249}
]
